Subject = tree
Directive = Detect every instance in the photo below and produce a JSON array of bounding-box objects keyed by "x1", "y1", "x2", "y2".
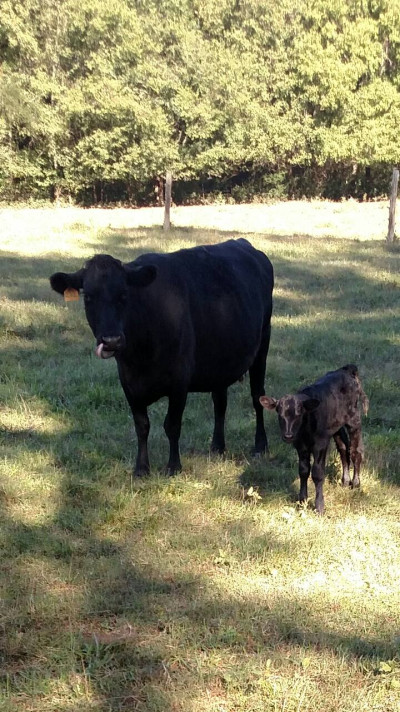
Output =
[{"x1": 1, "y1": 0, "x2": 400, "y2": 203}]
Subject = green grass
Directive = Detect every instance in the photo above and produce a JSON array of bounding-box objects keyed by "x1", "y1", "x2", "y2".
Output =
[{"x1": 0, "y1": 219, "x2": 400, "y2": 711}]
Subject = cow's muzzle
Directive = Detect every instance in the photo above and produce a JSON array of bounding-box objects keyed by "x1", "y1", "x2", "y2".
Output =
[{"x1": 96, "y1": 335, "x2": 124, "y2": 359}]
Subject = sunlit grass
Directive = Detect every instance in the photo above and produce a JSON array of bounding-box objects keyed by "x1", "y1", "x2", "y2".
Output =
[{"x1": 0, "y1": 205, "x2": 400, "y2": 711}]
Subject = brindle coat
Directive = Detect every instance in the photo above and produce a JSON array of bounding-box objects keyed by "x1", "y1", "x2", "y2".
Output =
[{"x1": 260, "y1": 365, "x2": 368, "y2": 514}]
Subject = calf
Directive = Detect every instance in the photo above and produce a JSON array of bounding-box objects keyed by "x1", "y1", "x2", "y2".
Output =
[
  {"x1": 50, "y1": 238, "x2": 273, "y2": 476},
  {"x1": 260, "y1": 365, "x2": 368, "y2": 514}
]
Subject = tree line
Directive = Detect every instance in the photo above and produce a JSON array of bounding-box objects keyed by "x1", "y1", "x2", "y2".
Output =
[{"x1": 0, "y1": 0, "x2": 399, "y2": 205}]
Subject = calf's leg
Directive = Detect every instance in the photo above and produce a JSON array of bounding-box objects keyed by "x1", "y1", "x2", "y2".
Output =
[
  {"x1": 296, "y1": 445, "x2": 311, "y2": 503},
  {"x1": 348, "y1": 426, "x2": 364, "y2": 488},
  {"x1": 312, "y1": 441, "x2": 329, "y2": 515},
  {"x1": 333, "y1": 428, "x2": 351, "y2": 486},
  {"x1": 211, "y1": 388, "x2": 227, "y2": 454},
  {"x1": 164, "y1": 391, "x2": 188, "y2": 475}
]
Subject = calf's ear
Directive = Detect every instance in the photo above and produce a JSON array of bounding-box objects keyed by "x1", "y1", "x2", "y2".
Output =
[
  {"x1": 303, "y1": 397, "x2": 320, "y2": 412},
  {"x1": 125, "y1": 264, "x2": 157, "y2": 287},
  {"x1": 50, "y1": 269, "x2": 85, "y2": 295},
  {"x1": 259, "y1": 395, "x2": 278, "y2": 410}
]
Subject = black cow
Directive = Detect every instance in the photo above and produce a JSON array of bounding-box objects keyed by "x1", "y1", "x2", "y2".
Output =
[
  {"x1": 260, "y1": 365, "x2": 368, "y2": 514},
  {"x1": 50, "y1": 238, "x2": 273, "y2": 475}
]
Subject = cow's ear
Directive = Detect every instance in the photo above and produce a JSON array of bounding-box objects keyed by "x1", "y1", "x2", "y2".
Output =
[
  {"x1": 259, "y1": 395, "x2": 278, "y2": 411},
  {"x1": 303, "y1": 398, "x2": 320, "y2": 412},
  {"x1": 125, "y1": 265, "x2": 157, "y2": 287},
  {"x1": 50, "y1": 269, "x2": 85, "y2": 295}
]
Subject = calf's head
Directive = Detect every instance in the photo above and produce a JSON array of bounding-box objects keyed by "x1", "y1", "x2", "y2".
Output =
[
  {"x1": 260, "y1": 393, "x2": 320, "y2": 443},
  {"x1": 50, "y1": 254, "x2": 156, "y2": 359}
]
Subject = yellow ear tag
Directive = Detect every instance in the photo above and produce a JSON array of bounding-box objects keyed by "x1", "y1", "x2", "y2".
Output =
[{"x1": 64, "y1": 288, "x2": 80, "y2": 302}]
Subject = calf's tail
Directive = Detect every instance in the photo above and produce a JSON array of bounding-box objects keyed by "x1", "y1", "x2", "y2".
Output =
[
  {"x1": 342, "y1": 364, "x2": 369, "y2": 415},
  {"x1": 359, "y1": 385, "x2": 369, "y2": 415},
  {"x1": 354, "y1": 371, "x2": 369, "y2": 415}
]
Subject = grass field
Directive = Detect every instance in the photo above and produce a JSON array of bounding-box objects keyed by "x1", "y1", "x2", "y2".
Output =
[{"x1": 0, "y1": 204, "x2": 400, "y2": 711}]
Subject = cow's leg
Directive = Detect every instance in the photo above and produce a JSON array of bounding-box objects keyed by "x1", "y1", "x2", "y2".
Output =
[
  {"x1": 334, "y1": 428, "x2": 351, "y2": 486},
  {"x1": 131, "y1": 404, "x2": 151, "y2": 476},
  {"x1": 348, "y1": 426, "x2": 364, "y2": 488},
  {"x1": 211, "y1": 388, "x2": 227, "y2": 454},
  {"x1": 311, "y1": 441, "x2": 329, "y2": 515},
  {"x1": 118, "y1": 369, "x2": 151, "y2": 476},
  {"x1": 296, "y1": 444, "x2": 311, "y2": 503},
  {"x1": 249, "y1": 323, "x2": 271, "y2": 454},
  {"x1": 164, "y1": 391, "x2": 188, "y2": 475}
]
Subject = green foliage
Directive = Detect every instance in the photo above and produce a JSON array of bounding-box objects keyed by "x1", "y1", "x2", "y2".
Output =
[{"x1": 1, "y1": 0, "x2": 400, "y2": 202}]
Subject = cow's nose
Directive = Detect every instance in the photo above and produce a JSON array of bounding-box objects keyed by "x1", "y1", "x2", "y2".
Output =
[{"x1": 102, "y1": 335, "x2": 122, "y2": 350}]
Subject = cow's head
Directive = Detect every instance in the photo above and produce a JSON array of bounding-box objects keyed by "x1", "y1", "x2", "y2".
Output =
[
  {"x1": 259, "y1": 393, "x2": 320, "y2": 443},
  {"x1": 50, "y1": 254, "x2": 157, "y2": 359}
]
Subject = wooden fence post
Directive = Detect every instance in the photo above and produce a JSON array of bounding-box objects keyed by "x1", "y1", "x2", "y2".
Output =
[
  {"x1": 163, "y1": 171, "x2": 172, "y2": 230},
  {"x1": 387, "y1": 167, "x2": 399, "y2": 243}
]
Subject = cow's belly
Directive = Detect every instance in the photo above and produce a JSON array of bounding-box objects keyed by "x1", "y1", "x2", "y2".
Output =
[
  {"x1": 119, "y1": 344, "x2": 256, "y2": 401},
  {"x1": 119, "y1": 307, "x2": 263, "y2": 399},
  {"x1": 188, "y1": 348, "x2": 257, "y2": 392},
  {"x1": 188, "y1": 372, "x2": 244, "y2": 393}
]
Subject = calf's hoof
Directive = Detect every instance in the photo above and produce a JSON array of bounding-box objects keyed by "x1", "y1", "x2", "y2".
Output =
[
  {"x1": 314, "y1": 501, "x2": 325, "y2": 515},
  {"x1": 253, "y1": 441, "x2": 269, "y2": 455},
  {"x1": 251, "y1": 445, "x2": 269, "y2": 458}
]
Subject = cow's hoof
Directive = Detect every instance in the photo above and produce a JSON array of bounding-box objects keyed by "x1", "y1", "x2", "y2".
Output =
[
  {"x1": 211, "y1": 437, "x2": 225, "y2": 454},
  {"x1": 133, "y1": 468, "x2": 150, "y2": 478},
  {"x1": 210, "y1": 445, "x2": 225, "y2": 456},
  {"x1": 165, "y1": 464, "x2": 181, "y2": 476}
]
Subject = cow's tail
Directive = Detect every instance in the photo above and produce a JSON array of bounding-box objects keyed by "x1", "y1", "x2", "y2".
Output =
[{"x1": 342, "y1": 364, "x2": 369, "y2": 415}]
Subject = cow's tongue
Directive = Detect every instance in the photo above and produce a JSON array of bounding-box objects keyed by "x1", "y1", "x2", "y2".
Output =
[{"x1": 95, "y1": 343, "x2": 114, "y2": 359}]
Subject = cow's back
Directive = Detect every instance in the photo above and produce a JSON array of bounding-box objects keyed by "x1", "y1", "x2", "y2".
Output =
[{"x1": 126, "y1": 239, "x2": 273, "y2": 393}]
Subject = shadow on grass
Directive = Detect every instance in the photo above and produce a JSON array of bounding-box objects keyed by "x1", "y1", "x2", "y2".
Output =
[{"x1": 1, "y1": 493, "x2": 398, "y2": 712}]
